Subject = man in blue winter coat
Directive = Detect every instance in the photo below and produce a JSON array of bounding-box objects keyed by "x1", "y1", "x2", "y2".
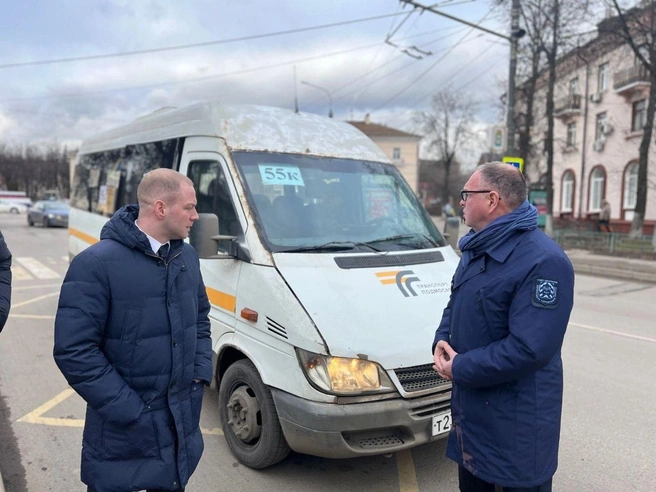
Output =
[
  {"x1": 54, "y1": 168, "x2": 212, "y2": 492},
  {"x1": 433, "y1": 163, "x2": 574, "y2": 492}
]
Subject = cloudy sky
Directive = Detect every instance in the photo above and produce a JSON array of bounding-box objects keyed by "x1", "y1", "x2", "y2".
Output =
[{"x1": 1, "y1": 1, "x2": 532, "y2": 155}]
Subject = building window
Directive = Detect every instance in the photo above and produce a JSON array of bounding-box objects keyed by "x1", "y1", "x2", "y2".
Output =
[
  {"x1": 623, "y1": 162, "x2": 639, "y2": 209},
  {"x1": 561, "y1": 170, "x2": 575, "y2": 212},
  {"x1": 595, "y1": 112, "x2": 607, "y2": 141},
  {"x1": 589, "y1": 167, "x2": 605, "y2": 211},
  {"x1": 393, "y1": 147, "x2": 401, "y2": 160},
  {"x1": 632, "y1": 99, "x2": 647, "y2": 132},
  {"x1": 569, "y1": 77, "x2": 579, "y2": 95},
  {"x1": 598, "y1": 63, "x2": 609, "y2": 92},
  {"x1": 566, "y1": 122, "x2": 577, "y2": 147}
]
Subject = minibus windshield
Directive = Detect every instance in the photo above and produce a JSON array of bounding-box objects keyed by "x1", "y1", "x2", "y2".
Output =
[{"x1": 233, "y1": 151, "x2": 448, "y2": 253}]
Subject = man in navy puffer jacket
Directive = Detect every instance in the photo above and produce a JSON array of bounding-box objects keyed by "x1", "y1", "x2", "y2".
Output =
[
  {"x1": 433, "y1": 163, "x2": 574, "y2": 492},
  {"x1": 0, "y1": 229, "x2": 11, "y2": 332},
  {"x1": 54, "y1": 168, "x2": 212, "y2": 492}
]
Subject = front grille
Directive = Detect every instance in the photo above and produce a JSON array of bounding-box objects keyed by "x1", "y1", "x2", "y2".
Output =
[{"x1": 395, "y1": 363, "x2": 451, "y2": 393}]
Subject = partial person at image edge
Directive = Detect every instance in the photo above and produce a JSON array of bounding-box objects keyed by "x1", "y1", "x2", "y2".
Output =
[
  {"x1": 54, "y1": 169, "x2": 212, "y2": 492},
  {"x1": 0, "y1": 229, "x2": 11, "y2": 332},
  {"x1": 433, "y1": 162, "x2": 575, "y2": 492}
]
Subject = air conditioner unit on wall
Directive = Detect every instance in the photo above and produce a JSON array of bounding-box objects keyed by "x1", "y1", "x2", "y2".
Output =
[
  {"x1": 590, "y1": 92, "x2": 602, "y2": 103},
  {"x1": 602, "y1": 123, "x2": 614, "y2": 136},
  {"x1": 593, "y1": 140, "x2": 605, "y2": 152}
]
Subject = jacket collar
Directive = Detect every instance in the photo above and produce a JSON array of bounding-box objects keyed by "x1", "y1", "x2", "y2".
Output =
[{"x1": 485, "y1": 229, "x2": 525, "y2": 264}]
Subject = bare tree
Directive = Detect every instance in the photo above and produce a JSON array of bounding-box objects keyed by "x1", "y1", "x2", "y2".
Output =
[
  {"x1": 0, "y1": 141, "x2": 72, "y2": 199},
  {"x1": 414, "y1": 87, "x2": 476, "y2": 205},
  {"x1": 600, "y1": 1, "x2": 656, "y2": 237}
]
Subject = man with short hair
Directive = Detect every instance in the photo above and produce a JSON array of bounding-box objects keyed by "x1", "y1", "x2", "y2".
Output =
[
  {"x1": 55, "y1": 168, "x2": 212, "y2": 492},
  {"x1": 433, "y1": 162, "x2": 574, "y2": 492},
  {"x1": 0, "y1": 229, "x2": 11, "y2": 332}
]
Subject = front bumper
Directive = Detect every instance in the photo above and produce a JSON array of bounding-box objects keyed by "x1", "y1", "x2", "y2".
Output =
[{"x1": 271, "y1": 387, "x2": 451, "y2": 459}]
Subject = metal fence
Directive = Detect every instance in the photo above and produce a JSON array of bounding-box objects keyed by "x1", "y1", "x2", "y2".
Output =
[{"x1": 553, "y1": 230, "x2": 655, "y2": 255}]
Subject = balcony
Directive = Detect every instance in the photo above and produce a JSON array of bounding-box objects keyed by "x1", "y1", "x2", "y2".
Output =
[
  {"x1": 553, "y1": 94, "x2": 581, "y2": 119},
  {"x1": 613, "y1": 65, "x2": 650, "y2": 94}
]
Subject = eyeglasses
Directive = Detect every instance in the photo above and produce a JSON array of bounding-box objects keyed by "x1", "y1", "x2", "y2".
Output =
[{"x1": 460, "y1": 190, "x2": 492, "y2": 201}]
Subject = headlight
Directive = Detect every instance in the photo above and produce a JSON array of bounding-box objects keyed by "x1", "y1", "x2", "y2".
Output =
[
  {"x1": 47, "y1": 213, "x2": 56, "y2": 218},
  {"x1": 296, "y1": 348, "x2": 395, "y2": 395}
]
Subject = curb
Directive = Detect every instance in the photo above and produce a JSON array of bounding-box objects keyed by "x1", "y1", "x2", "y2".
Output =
[{"x1": 569, "y1": 260, "x2": 656, "y2": 284}]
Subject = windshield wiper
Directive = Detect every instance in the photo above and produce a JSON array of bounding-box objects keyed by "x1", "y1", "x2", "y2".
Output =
[
  {"x1": 366, "y1": 233, "x2": 439, "y2": 247},
  {"x1": 278, "y1": 241, "x2": 384, "y2": 253}
]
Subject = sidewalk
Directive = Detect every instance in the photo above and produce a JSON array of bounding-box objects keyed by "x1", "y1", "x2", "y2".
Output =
[{"x1": 431, "y1": 216, "x2": 656, "y2": 284}]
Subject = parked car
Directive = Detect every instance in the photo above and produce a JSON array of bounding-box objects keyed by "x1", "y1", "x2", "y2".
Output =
[
  {"x1": 0, "y1": 199, "x2": 28, "y2": 214},
  {"x1": 27, "y1": 200, "x2": 69, "y2": 227}
]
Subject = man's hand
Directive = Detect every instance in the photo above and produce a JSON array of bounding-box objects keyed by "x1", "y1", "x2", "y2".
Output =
[{"x1": 433, "y1": 340, "x2": 458, "y2": 380}]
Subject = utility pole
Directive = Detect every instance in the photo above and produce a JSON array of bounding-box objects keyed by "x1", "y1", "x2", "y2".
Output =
[
  {"x1": 399, "y1": 0, "x2": 524, "y2": 154},
  {"x1": 506, "y1": 0, "x2": 520, "y2": 155}
]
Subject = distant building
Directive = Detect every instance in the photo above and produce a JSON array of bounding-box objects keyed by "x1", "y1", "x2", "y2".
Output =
[
  {"x1": 348, "y1": 115, "x2": 422, "y2": 193},
  {"x1": 518, "y1": 7, "x2": 656, "y2": 233}
]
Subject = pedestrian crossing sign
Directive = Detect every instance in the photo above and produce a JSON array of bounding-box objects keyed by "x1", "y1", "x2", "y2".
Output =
[{"x1": 502, "y1": 156, "x2": 524, "y2": 173}]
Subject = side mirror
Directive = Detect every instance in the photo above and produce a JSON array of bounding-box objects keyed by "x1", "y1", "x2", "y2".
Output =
[{"x1": 189, "y1": 213, "x2": 251, "y2": 262}]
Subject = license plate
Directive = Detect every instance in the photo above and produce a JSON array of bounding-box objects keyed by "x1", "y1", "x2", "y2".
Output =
[{"x1": 432, "y1": 411, "x2": 452, "y2": 436}]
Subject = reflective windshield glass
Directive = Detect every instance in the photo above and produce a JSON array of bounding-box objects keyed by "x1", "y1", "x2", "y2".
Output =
[{"x1": 233, "y1": 151, "x2": 447, "y2": 252}]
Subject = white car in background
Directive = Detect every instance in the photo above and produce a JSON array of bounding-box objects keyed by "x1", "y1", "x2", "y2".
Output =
[{"x1": 0, "y1": 199, "x2": 28, "y2": 214}]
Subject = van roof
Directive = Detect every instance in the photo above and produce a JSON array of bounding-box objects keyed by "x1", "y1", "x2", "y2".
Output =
[{"x1": 79, "y1": 102, "x2": 390, "y2": 163}]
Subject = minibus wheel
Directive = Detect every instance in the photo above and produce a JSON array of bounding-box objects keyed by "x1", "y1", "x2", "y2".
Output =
[{"x1": 218, "y1": 359, "x2": 290, "y2": 469}]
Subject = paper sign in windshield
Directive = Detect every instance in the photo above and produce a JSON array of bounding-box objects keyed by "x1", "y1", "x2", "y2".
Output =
[{"x1": 258, "y1": 164, "x2": 305, "y2": 186}]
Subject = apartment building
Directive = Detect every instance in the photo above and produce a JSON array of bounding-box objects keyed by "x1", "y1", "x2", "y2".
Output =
[
  {"x1": 522, "y1": 11, "x2": 656, "y2": 233},
  {"x1": 348, "y1": 115, "x2": 422, "y2": 194}
]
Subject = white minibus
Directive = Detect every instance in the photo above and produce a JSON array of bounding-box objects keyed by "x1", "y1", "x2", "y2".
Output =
[{"x1": 68, "y1": 102, "x2": 459, "y2": 468}]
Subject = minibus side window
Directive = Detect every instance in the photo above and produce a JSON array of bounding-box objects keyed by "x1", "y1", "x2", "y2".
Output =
[
  {"x1": 188, "y1": 160, "x2": 241, "y2": 236},
  {"x1": 71, "y1": 139, "x2": 179, "y2": 216}
]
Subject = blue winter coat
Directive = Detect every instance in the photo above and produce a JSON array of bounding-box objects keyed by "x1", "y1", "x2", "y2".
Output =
[
  {"x1": 54, "y1": 205, "x2": 212, "y2": 492},
  {"x1": 0, "y1": 230, "x2": 11, "y2": 332},
  {"x1": 433, "y1": 228, "x2": 574, "y2": 488}
]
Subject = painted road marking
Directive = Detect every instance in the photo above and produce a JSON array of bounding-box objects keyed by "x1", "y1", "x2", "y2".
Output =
[
  {"x1": 15, "y1": 257, "x2": 60, "y2": 279},
  {"x1": 10, "y1": 314, "x2": 56, "y2": 319},
  {"x1": 11, "y1": 292, "x2": 59, "y2": 309},
  {"x1": 13, "y1": 283, "x2": 61, "y2": 291},
  {"x1": 570, "y1": 322, "x2": 656, "y2": 343},
  {"x1": 397, "y1": 449, "x2": 419, "y2": 492},
  {"x1": 11, "y1": 264, "x2": 33, "y2": 281},
  {"x1": 17, "y1": 388, "x2": 224, "y2": 436}
]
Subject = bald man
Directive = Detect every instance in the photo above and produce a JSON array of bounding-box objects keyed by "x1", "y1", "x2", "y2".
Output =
[{"x1": 55, "y1": 168, "x2": 212, "y2": 492}]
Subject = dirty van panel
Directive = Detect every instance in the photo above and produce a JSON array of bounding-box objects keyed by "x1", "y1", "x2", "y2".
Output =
[{"x1": 232, "y1": 151, "x2": 447, "y2": 253}]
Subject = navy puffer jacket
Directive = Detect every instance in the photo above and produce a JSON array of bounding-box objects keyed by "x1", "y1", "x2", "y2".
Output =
[
  {"x1": 0, "y1": 230, "x2": 11, "y2": 332},
  {"x1": 54, "y1": 205, "x2": 212, "y2": 492}
]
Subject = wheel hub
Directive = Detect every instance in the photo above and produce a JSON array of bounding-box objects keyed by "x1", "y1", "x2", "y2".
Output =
[{"x1": 226, "y1": 386, "x2": 261, "y2": 442}]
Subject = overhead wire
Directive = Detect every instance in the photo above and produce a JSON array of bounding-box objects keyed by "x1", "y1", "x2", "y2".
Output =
[
  {"x1": 370, "y1": 5, "x2": 498, "y2": 111},
  {"x1": 0, "y1": 11, "x2": 411, "y2": 70}
]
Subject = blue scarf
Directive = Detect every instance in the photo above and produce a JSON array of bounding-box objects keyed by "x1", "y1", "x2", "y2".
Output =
[{"x1": 457, "y1": 200, "x2": 538, "y2": 270}]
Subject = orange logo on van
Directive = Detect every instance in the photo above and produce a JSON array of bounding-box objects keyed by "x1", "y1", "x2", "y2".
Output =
[{"x1": 376, "y1": 270, "x2": 420, "y2": 297}]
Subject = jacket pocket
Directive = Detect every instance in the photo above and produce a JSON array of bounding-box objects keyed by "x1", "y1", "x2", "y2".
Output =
[
  {"x1": 190, "y1": 381, "x2": 204, "y2": 430},
  {"x1": 102, "y1": 409, "x2": 160, "y2": 461},
  {"x1": 116, "y1": 308, "x2": 142, "y2": 373}
]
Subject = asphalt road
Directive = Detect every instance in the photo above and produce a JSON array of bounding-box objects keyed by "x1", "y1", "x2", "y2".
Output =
[{"x1": 0, "y1": 212, "x2": 654, "y2": 492}]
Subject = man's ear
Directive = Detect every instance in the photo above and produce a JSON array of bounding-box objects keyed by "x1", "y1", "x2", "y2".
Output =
[
  {"x1": 153, "y1": 199, "x2": 166, "y2": 219},
  {"x1": 488, "y1": 191, "x2": 502, "y2": 210}
]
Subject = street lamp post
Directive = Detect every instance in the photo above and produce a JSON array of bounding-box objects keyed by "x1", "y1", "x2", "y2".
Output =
[{"x1": 301, "y1": 80, "x2": 334, "y2": 118}]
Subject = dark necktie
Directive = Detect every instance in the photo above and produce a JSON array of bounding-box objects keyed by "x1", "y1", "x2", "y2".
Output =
[{"x1": 157, "y1": 243, "x2": 170, "y2": 260}]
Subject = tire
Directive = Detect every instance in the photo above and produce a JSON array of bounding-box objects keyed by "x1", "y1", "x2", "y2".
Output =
[
  {"x1": 43, "y1": 217, "x2": 49, "y2": 228},
  {"x1": 218, "y1": 359, "x2": 290, "y2": 469},
  {"x1": 27, "y1": 216, "x2": 34, "y2": 226},
  {"x1": 10, "y1": 207, "x2": 18, "y2": 214}
]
